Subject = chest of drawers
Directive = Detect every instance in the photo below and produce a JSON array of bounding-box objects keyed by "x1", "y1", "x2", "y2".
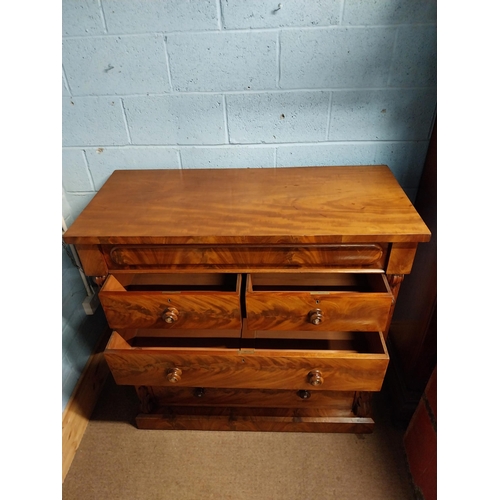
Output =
[{"x1": 63, "y1": 166, "x2": 430, "y2": 433}]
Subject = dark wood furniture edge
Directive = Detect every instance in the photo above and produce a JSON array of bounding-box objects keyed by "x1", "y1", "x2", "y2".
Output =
[
  {"x1": 386, "y1": 120, "x2": 437, "y2": 426},
  {"x1": 135, "y1": 408, "x2": 375, "y2": 433}
]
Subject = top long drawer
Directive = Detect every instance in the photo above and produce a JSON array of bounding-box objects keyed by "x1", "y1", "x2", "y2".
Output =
[{"x1": 101, "y1": 244, "x2": 388, "y2": 271}]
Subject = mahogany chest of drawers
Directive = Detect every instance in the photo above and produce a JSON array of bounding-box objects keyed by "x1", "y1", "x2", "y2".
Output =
[{"x1": 63, "y1": 166, "x2": 430, "y2": 433}]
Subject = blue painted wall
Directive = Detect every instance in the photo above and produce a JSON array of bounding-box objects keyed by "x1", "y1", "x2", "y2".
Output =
[{"x1": 62, "y1": 0, "x2": 437, "y2": 411}]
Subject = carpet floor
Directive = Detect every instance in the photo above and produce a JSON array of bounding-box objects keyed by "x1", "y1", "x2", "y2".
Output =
[{"x1": 63, "y1": 378, "x2": 416, "y2": 500}]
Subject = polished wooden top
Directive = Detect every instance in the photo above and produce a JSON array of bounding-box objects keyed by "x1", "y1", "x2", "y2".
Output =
[{"x1": 63, "y1": 166, "x2": 431, "y2": 245}]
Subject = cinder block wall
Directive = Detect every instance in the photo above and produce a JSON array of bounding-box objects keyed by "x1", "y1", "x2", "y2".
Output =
[{"x1": 62, "y1": 0, "x2": 437, "y2": 410}]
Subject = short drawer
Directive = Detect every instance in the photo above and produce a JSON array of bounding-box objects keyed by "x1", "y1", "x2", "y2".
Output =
[
  {"x1": 104, "y1": 329, "x2": 389, "y2": 392},
  {"x1": 245, "y1": 273, "x2": 393, "y2": 332},
  {"x1": 99, "y1": 273, "x2": 242, "y2": 331}
]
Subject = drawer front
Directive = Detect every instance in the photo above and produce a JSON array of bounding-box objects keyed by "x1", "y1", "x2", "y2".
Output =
[
  {"x1": 99, "y1": 273, "x2": 242, "y2": 330},
  {"x1": 246, "y1": 273, "x2": 393, "y2": 332},
  {"x1": 104, "y1": 331, "x2": 389, "y2": 392},
  {"x1": 142, "y1": 386, "x2": 357, "y2": 410},
  {"x1": 102, "y1": 243, "x2": 388, "y2": 271}
]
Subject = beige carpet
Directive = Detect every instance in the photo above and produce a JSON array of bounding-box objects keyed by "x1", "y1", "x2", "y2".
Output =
[{"x1": 63, "y1": 379, "x2": 415, "y2": 500}]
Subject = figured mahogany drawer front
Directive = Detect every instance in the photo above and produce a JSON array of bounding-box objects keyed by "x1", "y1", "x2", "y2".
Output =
[
  {"x1": 99, "y1": 273, "x2": 242, "y2": 331},
  {"x1": 246, "y1": 273, "x2": 393, "y2": 332},
  {"x1": 102, "y1": 243, "x2": 388, "y2": 271},
  {"x1": 142, "y1": 386, "x2": 356, "y2": 410},
  {"x1": 104, "y1": 331, "x2": 389, "y2": 392}
]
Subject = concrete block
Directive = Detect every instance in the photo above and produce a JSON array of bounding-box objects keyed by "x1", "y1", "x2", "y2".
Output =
[
  {"x1": 280, "y1": 28, "x2": 395, "y2": 89},
  {"x1": 63, "y1": 97, "x2": 128, "y2": 146},
  {"x1": 62, "y1": 306, "x2": 103, "y2": 369},
  {"x1": 62, "y1": 187, "x2": 72, "y2": 222},
  {"x1": 221, "y1": 0, "x2": 341, "y2": 29},
  {"x1": 62, "y1": 270, "x2": 86, "y2": 320},
  {"x1": 62, "y1": 353, "x2": 73, "y2": 389},
  {"x1": 63, "y1": 330, "x2": 90, "y2": 375},
  {"x1": 62, "y1": 362, "x2": 79, "y2": 412},
  {"x1": 62, "y1": 243, "x2": 74, "y2": 274},
  {"x1": 62, "y1": 306, "x2": 84, "y2": 353},
  {"x1": 328, "y1": 89, "x2": 436, "y2": 141},
  {"x1": 277, "y1": 143, "x2": 377, "y2": 168},
  {"x1": 343, "y1": 0, "x2": 437, "y2": 25},
  {"x1": 374, "y1": 141, "x2": 429, "y2": 188},
  {"x1": 64, "y1": 215, "x2": 75, "y2": 229},
  {"x1": 276, "y1": 141, "x2": 429, "y2": 189},
  {"x1": 227, "y1": 92, "x2": 330, "y2": 143},
  {"x1": 62, "y1": 73, "x2": 70, "y2": 96},
  {"x1": 65, "y1": 192, "x2": 96, "y2": 221},
  {"x1": 181, "y1": 146, "x2": 275, "y2": 169},
  {"x1": 62, "y1": 0, "x2": 104, "y2": 36},
  {"x1": 62, "y1": 250, "x2": 85, "y2": 292},
  {"x1": 124, "y1": 95, "x2": 225, "y2": 145},
  {"x1": 62, "y1": 149, "x2": 94, "y2": 191},
  {"x1": 62, "y1": 35, "x2": 170, "y2": 96},
  {"x1": 390, "y1": 25, "x2": 437, "y2": 87},
  {"x1": 168, "y1": 32, "x2": 277, "y2": 92},
  {"x1": 102, "y1": 0, "x2": 219, "y2": 33},
  {"x1": 85, "y1": 147, "x2": 180, "y2": 189}
]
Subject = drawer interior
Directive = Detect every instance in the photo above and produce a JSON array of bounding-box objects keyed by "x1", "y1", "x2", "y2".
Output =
[
  {"x1": 131, "y1": 337, "x2": 241, "y2": 349},
  {"x1": 108, "y1": 330, "x2": 386, "y2": 356},
  {"x1": 108, "y1": 273, "x2": 239, "y2": 292},
  {"x1": 248, "y1": 273, "x2": 390, "y2": 293},
  {"x1": 249, "y1": 333, "x2": 386, "y2": 355},
  {"x1": 107, "y1": 330, "x2": 241, "y2": 350}
]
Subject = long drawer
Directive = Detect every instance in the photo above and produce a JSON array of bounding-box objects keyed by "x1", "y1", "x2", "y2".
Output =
[
  {"x1": 104, "y1": 329, "x2": 389, "y2": 392},
  {"x1": 245, "y1": 273, "x2": 393, "y2": 332},
  {"x1": 99, "y1": 273, "x2": 242, "y2": 331},
  {"x1": 138, "y1": 386, "x2": 357, "y2": 410},
  {"x1": 101, "y1": 243, "x2": 388, "y2": 271}
]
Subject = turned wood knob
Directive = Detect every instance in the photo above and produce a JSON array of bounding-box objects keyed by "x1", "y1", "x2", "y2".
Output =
[
  {"x1": 297, "y1": 390, "x2": 311, "y2": 400},
  {"x1": 308, "y1": 309, "x2": 323, "y2": 325},
  {"x1": 162, "y1": 307, "x2": 179, "y2": 324},
  {"x1": 166, "y1": 368, "x2": 182, "y2": 383},
  {"x1": 308, "y1": 370, "x2": 324, "y2": 386},
  {"x1": 193, "y1": 387, "x2": 205, "y2": 398}
]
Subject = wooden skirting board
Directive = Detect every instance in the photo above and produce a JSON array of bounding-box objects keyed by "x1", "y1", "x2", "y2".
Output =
[{"x1": 62, "y1": 327, "x2": 111, "y2": 483}]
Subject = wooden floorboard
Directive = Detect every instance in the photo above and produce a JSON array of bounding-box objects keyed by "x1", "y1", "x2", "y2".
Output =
[{"x1": 62, "y1": 327, "x2": 111, "y2": 483}]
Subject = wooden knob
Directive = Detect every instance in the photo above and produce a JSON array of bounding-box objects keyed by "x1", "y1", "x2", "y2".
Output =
[
  {"x1": 166, "y1": 368, "x2": 182, "y2": 383},
  {"x1": 193, "y1": 387, "x2": 205, "y2": 398},
  {"x1": 162, "y1": 307, "x2": 179, "y2": 324},
  {"x1": 309, "y1": 309, "x2": 323, "y2": 325},
  {"x1": 297, "y1": 390, "x2": 311, "y2": 400},
  {"x1": 308, "y1": 370, "x2": 324, "y2": 386}
]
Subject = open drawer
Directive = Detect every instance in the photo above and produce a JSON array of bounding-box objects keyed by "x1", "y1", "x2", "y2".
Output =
[
  {"x1": 104, "y1": 329, "x2": 389, "y2": 392},
  {"x1": 245, "y1": 273, "x2": 393, "y2": 332},
  {"x1": 99, "y1": 273, "x2": 242, "y2": 331}
]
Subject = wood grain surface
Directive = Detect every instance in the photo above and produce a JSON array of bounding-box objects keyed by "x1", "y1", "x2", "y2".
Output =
[
  {"x1": 99, "y1": 274, "x2": 242, "y2": 330},
  {"x1": 142, "y1": 386, "x2": 356, "y2": 409},
  {"x1": 135, "y1": 407, "x2": 375, "y2": 433},
  {"x1": 246, "y1": 273, "x2": 393, "y2": 332},
  {"x1": 104, "y1": 331, "x2": 389, "y2": 392},
  {"x1": 63, "y1": 166, "x2": 431, "y2": 245},
  {"x1": 101, "y1": 243, "x2": 389, "y2": 271}
]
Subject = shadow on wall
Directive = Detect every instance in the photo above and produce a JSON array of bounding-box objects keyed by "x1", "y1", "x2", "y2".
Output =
[{"x1": 62, "y1": 247, "x2": 108, "y2": 409}]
